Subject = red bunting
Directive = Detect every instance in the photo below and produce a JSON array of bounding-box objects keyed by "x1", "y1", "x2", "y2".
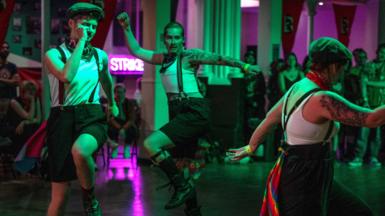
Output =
[
  {"x1": 281, "y1": 0, "x2": 305, "y2": 57},
  {"x1": 333, "y1": 4, "x2": 356, "y2": 46},
  {"x1": 0, "y1": 0, "x2": 15, "y2": 44}
]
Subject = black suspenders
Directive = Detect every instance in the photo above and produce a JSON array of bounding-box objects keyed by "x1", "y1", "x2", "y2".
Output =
[
  {"x1": 56, "y1": 46, "x2": 100, "y2": 105},
  {"x1": 282, "y1": 87, "x2": 334, "y2": 144}
]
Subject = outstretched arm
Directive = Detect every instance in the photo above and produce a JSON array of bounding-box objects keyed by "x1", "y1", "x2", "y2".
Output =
[
  {"x1": 116, "y1": 12, "x2": 163, "y2": 65},
  {"x1": 316, "y1": 91, "x2": 385, "y2": 128},
  {"x1": 185, "y1": 49, "x2": 261, "y2": 74},
  {"x1": 227, "y1": 97, "x2": 283, "y2": 160}
]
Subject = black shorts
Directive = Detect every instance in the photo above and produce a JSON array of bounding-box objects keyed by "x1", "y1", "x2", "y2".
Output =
[
  {"x1": 159, "y1": 98, "x2": 210, "y2": 151},
  {"x1": 46, "y1": 104, "x2": 107, "y2": 182},
  {"x1": 278, "y1": 143, "x2": 333, "y2": 216}
]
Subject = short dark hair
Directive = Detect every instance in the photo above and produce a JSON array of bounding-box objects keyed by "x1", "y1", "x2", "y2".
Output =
[
  {"x1": 376, "y1": 43, "x2": 385, "y2": 55},
  {"x1": 352, "y1": 48, "x2": 366, "y2": 56},
  {"x1": 163, "y1": 22, "x2": 185, "y2": 38}
]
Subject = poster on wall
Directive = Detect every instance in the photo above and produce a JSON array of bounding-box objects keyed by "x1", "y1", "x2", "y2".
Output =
[
  {"x1": 12, "y1": 17, "x2": 22, "y2": 31},
  {"x1": 26, "y1": 16, "x2": 40, "y2": 34},
  {"x1": 22, "y1": 47, "x2": 32, "y2": 56},
  {"x1": 51, "y1": 18, "x2": 60, "y2": 34},
  {"x1": 13, "y1": 35, "x2": 21, "y2": 43}
]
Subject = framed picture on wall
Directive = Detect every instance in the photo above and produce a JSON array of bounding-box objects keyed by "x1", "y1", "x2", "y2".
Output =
[
  {"x1": 58, "y1": 7, "x2": 66, "y2": 17},
  {"x1": 34, "y1": 39, "x2": 41, "y2": 49},
  {"x1": 13, "y1": 35, "x2": 22, "y2": 44},
  {"x1": 13, "y1": 3, "x2": 22, "y2": 12},
  {"x1": 22, "y1": 47, "x2": 33, "y2": 56},
  {"x1": 12, "y1": 17, "x2": 22, "y2": 31},
  {"x1": 51, "y1": 18, "x2": 60, "y2": 34},
  {"x1": 33, "y1": 2, "x2": 41, "y2": 11},
  {"x1": 26, "y1": 16, "x2": 41, "y2": 34}
]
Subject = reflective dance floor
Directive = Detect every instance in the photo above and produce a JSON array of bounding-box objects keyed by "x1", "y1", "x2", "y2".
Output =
[{"x1": 1, "y1": 155, "x2": 384, "y2": 216}]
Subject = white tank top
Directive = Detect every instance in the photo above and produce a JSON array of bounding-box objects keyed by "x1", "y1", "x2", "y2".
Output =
[
  {"x1": 160, "y1": 59, "x2": 200, "y2": 93},
  {"x1": 48, "y1": 44, "x2": 102, "y2": 107},
  {"x1": 282, "y1": 90, "x2": 339, "y2": 145}
]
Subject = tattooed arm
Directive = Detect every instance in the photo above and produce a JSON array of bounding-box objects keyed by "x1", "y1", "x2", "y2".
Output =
[
  {"x1": 316, "y1": 91, "x2": 385, "y2": 128},
  {"x1": 185, "y1": 49, "x2": 261, "y2": 74}
]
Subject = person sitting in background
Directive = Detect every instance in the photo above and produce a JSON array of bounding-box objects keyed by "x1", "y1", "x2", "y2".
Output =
[
  {"x1": 10, "y1": 80, "x2": 41, "y2": 153},
  {"x1": 278, "y1": 52, "x2": 304, "y2": 95},
  {"x1": 0, "y1": 41, "x2": 20, "y2": 99},
  {"x1": 108, "y1": 84, "x2": 139, "y2": 159}
]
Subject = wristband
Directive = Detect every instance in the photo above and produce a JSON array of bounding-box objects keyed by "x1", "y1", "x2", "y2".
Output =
[
  {"x1": 245, "y1": 145, "x2": 253, "y2": 154},
  {"x1": 243, "y1": 64, "x2": 250, "y2": 73}
]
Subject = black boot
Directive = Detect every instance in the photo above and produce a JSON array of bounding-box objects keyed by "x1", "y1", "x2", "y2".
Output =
[
  {"x1": 82, "y1": 187, "x2": 102, "y2": 216},
  {"x1": 185, "y1": 190, "x2": 202, "y2": 216},
  {"x1": 184, "y1": 206, "x2": 202, "y2": 216},
  {"x1": 158, "y1": 157, "x2": 196, "y2": 209},
  {"x1": 83, "y1": 199, "x2": 102, "y2": 216}
]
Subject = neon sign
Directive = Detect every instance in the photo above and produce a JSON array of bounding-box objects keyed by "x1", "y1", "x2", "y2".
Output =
[{"x1": 109, "y1": 55, "x2": 144, "y2": 75}]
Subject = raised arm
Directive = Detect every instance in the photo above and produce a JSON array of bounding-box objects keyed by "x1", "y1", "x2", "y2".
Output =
[
  {"x1": 116, "y1": 12, "x2": 163, "y2": 64},
  {"x1": 44, "y1": 25, "x2": 88, "y2": 83},
  {"x1": 316, "y1": 91, "x2": 385, "y2": 128},
  {"x1": 185, "y1": 49, "x2": 261, "y2": 74},
  {"x1": 99, "y1": 50, "x2": 118, "y2": 117}
]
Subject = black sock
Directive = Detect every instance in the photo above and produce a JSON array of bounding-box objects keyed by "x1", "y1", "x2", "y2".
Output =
[
  {"x1": 81, "y1": 186, "x2": 95, "y2": 203},
  {"x1": 185, "y1": 194, "x2": 198, "y2": 210},
  {"x1": 158, "y1": 156, "x2": 180, "y2": 179}
]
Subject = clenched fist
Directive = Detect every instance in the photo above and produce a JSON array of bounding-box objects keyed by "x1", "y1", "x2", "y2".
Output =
[{"x1": 116, "y1": 12, "x2": 130, "y2": 30}]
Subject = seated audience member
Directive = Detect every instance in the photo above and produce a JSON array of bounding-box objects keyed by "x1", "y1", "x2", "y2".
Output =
[
  {"x1": 8, "y1": 80, "x2": 41, "y2": 154},
  {"x1": 108, "y1": 84, "x2": 139, "y2": 158}
]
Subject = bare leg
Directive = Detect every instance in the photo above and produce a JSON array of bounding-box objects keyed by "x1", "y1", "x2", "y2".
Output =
[
  {"x1": 71, "y1": 133, "x2": 101, "y2": 214},
  {"x1": 47, "y1": 182, "x2": 71, "y2": 216},
  {"x1": 71, "y1": 134, "x2": 98, "y2": 189},
  {"x1": 144, "y1": 131, "x2": 197, "y2": 211}
]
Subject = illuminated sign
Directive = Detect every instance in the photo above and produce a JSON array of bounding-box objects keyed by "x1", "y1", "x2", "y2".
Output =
[{"x1": 109, "y1": 55, "x2": 144, "y2": 75}]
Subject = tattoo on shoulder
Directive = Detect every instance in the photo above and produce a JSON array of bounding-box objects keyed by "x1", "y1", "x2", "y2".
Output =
[{"x1": 320, "y1": 95, "x2": 368, "y2": 126}]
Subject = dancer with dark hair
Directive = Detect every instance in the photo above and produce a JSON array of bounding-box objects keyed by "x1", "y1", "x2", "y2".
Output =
[
  {"x1": 44, "y1": 3, "x2": 118, "y2": 216},
  {"x1": 228, "y1": 37, "x2": 378, "y2": 216},
  {"x1": 117, "y1": 12, "x2": 260, "y2": 216}
]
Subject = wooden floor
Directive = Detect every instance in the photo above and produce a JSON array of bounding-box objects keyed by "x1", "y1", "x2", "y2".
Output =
[{"x1": 0, "y1": 157, "x2": 384, "y2": 216}]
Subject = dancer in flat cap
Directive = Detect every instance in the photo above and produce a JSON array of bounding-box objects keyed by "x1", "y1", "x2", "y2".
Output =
[{"x1": 45, "y1": 3, "x2": 118, "y2": 216}]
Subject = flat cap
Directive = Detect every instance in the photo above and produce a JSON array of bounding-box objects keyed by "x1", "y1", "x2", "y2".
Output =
[
  {"x1": 66, "y1": 2, "x2": 104, "y2": 20},
  {"x1": 309, "y1": 37, "x2": 352, "y2": 64}
]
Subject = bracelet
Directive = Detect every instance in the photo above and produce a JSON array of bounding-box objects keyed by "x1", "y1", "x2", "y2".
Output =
[
  {"x1": 243, "y1": 64, "x2": 250, "y2": 73},
  {"x1": 245, "y1": 145, "x2": 253, "y2": 154}
]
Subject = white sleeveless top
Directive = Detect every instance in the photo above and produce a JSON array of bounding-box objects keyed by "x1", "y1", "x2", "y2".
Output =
[
  {"x1": 160, "y1": 59, "x2": 200, "y2": 93},
  {"x1": 48, "y1": 43, "x2": 103, "y2": 107},
  {"x1": 282, "y1": 90, "x2": 339, "y2": 145}
]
